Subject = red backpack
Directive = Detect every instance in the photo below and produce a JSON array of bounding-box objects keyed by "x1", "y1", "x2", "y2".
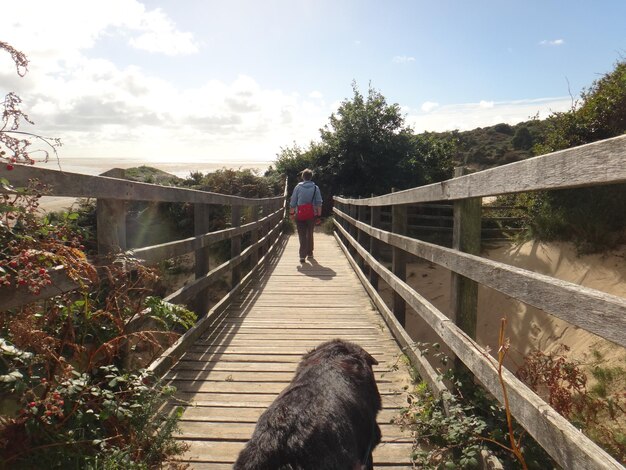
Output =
[{"x1": 296, "y1": 186, "x2": 317, "y2": 221}]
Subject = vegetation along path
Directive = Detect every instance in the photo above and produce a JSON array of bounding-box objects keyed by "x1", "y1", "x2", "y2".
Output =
[{"x1": 164, "y1": 233, "x2": 416, "y2": 469}]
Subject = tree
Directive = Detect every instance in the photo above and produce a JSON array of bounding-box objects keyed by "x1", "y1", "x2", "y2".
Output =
[
  {"x1": 318, "y1": 83, "x2": 415, "y2": 197},
  {"x1": 536, "y1": 60, "x2": 626, "y2": 154},
  {"x1": 269, "y1": 142, "x2": 320, "y2": 193},
  {"x1": 512, "y1": 126, "x2": 533, "y2": 150},
  {"x1": 267, "y1": 83, "x2": 455, "y2": 215}
]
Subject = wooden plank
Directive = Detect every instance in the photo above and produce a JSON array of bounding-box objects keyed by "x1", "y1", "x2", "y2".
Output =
[
  {"x1": 178, "y1": 353, "x2": 396, "y2": 366},
  {"x1": 183, "y1": 346, "x2": 397, "y2": 356},
  {"x1": 177, "y1": 421, "x2": 412, "y2": 442},
  {"x1": 179, "y1": 406, "x2": 403, "y2": 423},
  {"x1": 335, "y1": 222, "x2": 624, "y2": 470},
  {"x1": 177, "y1": 440, "x2": 414, "y2": 465},
  {"x1": 335, "y1": 134, "x2": 626, "y2": 205},
  {"x1": 335, "y1": 207, "x2": 626, "y2": 348},
  {"x1": 169, "y1": 380, "x2": 405, "y2": 395},
  {"x1": 203, "y1": 325, "x2": 381, "y2": 333},
  {"x1": 195, "y1": 337, "x2": 397, "y2": 346},
  {"x1": 165, "y1": 369, "x2": 404, "y2": 383},
  {"x1": 172, "y1": 392, "x2": 408, "y2": 409}
]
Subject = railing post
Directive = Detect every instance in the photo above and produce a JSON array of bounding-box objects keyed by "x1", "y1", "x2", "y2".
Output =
[
  {"x1": 231, "y1": 205, "x2": 242, "y2": 287},
  {"x1": 349, "y1": 203, "x2": 358, "y2": 259},
  {"x1": 250, "y1": 205, "x2": 259, "y2": 267},
  {"x1": 451, "y1": 167, "x2": 481, "y2": 338},
  {"x1": 357, "y1": 200, "x2": 367, "y2": 271},
  {"x1": 258, "y1": 204, "x2": 265, "y2": 257},
  {"x1": 96, "y1": 169, "x2": 127, "y2": 255},
  {"x1": 369, "y1": 194, "x2": 380, "y2": 290},
  {"x1": 451, "y1": 167, "x2": 481, "y2": 382},
  {"x1": 194, "y1": 203, "x2": 211, "y2": 314},
  {"x1": 391, "y1": 189, "x2": 407, "y2": 326}
]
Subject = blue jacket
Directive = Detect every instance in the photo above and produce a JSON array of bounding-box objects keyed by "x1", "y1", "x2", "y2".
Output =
[{"x1": 290, "y1": 180, "x2": 323, "y2": 209}]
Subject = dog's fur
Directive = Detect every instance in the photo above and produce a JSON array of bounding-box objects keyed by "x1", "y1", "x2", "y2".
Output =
[{"x1": 233, "y1": 339, "x2": 382, "y2": 470}]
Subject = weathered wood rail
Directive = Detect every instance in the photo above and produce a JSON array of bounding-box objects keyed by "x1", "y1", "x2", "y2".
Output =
[
  {"x1": 0, "y1": 165, "x2": 287, "y2": 316},
  {"x1": 334, "y1": 134, "x2": 626, "y2": 470}
]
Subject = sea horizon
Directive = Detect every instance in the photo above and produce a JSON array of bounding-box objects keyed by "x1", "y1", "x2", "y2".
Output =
[{"x1": 37, "y1": 157, "x2": 273, "y2": 178}]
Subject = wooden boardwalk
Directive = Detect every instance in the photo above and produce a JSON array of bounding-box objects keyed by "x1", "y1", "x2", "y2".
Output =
[{"x1": 166, "y1": 233, "x2": 417, "y2": 469}]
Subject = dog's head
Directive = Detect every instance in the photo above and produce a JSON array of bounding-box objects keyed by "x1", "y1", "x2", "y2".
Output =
[{"x1": 300, "y1": 339, "x2": 379, "y2": 384}]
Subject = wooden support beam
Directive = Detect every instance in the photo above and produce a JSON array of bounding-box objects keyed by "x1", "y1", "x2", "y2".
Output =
[
  {"x1": 231, "y1": 205, "x2": 242, "y2": 287},
  {"x1": 194, "y1": 203, "x2": 211, "y2": 314},
  {"x1": 369, "y1": 194, "x2": 381, "y2": 290},
  {"x1": 450, "y1": 166, "x2": 482, "y2": 385},
  {"x1": 450, "y1": 167, "x2": 481, "y2": 339},
  {"x1": 356, "y1": 199, "x2": 367, "y2": 270},
  {"x1": 391, "y1": 189, "x2": 407, "y2": 326},
  {"x1": 250, "y1": 205, "x2": 259, "y2": 266}
]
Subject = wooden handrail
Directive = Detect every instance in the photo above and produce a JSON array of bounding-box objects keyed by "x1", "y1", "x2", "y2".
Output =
[
  {"x1": 164, "y1": 212, "x2": 283, "y2": 305},
  {"x1": 334, "y1": 207, "x2": 626, "y2": 348},
  {"x1": 128, "y1": 207, "x2": 283, "y2": 265},
  {"x1": 0, "y1": 167, "x2": 288, "y2": 313},
  {"x1": 334, "y1": 219, "x2": 623, "y2": 470},
  {"x1": 0, "y1": 165, "x2": 283, "y2": 206},
  {"x1": 336, "y1": 134, "x2": 626, "y2": 205}
]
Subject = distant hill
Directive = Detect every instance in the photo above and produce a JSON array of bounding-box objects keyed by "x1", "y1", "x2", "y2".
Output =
[
  {"x1": 121, "y1": 165, "x2": 183, "y2": 186},
  {"x1": 440, "y1": 119, "x2": 549, "y2": 170}
]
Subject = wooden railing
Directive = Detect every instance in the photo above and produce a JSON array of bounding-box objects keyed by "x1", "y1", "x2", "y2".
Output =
[
  {"x1": 334, "y1": 134, "x2": 626, "y2": 470},
  {"x1": 0, "y1": 165, "x2": 288, "y2": 323}
]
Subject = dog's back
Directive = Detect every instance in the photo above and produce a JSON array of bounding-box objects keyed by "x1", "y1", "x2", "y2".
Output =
[{"x1": 234, "y1": 339, "x2": 381, "y2": 470}]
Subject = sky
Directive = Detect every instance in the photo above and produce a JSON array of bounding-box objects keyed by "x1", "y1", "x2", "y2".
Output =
[{"x1": 1, "y1": 0, "x2": 625, "y2": 167}]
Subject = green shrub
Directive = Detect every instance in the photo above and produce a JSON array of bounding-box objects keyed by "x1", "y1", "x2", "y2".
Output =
[{"x1": 322, "y1": 216, "x2": 335, "y2": 235}]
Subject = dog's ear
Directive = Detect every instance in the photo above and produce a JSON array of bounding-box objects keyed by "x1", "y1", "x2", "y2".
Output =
[{"x1": 361, "y1": 350, "x2": 378, "y2": 366}]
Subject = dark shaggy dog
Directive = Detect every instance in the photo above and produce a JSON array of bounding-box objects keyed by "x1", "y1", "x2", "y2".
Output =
[{"x1": 234, "y1": 339, "x2": 382, "y2": 470}]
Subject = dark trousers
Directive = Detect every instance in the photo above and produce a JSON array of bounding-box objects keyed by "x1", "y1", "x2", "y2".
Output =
[{"x1": 296, "y1": 218, "x2": 315, "y2": 259}]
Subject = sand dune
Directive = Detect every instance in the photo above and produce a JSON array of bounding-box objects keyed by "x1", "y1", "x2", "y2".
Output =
[{"x1": 380, "y1": 240, "x2": 626, "y2": 372}]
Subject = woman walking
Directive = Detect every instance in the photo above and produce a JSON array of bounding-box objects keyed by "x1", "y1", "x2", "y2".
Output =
[{"x1": 289, "y1": 169, "x2": 323, "y2": 263}]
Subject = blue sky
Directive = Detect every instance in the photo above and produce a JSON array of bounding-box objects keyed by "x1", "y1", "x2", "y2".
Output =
[{"x1": 1, "y1": 0, "x2": 625, "y2": 165}]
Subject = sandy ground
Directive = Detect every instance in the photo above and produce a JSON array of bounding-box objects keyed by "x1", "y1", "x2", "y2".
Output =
[
  {"x1": 38, "y1": 196, "x2": 81, "y2": 213},
  {"x1": 379, "y1": 240, "x2": 626, "y2": 373}
]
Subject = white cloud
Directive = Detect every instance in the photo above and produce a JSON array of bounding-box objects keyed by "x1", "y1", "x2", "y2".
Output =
[
  {"x1": 128, "y1": 8, "x2": 199, "y2": 55},
  {"x1": 540, "y1": 39, "x2": 565, "y2": 46},
  {"x1": 392, "y1": 55, "x2": 416, "y2": 64},
  {"x1": 309, "y1": 90, "x2": 323, "y2": 99},
  {"x1": 479, "y1": 100, "x2": 494, "y2": 108},
  {"x1": 0, "y1": 0, "x2": 198, "y2": 61},
  {"x1": 406, "y1": 97, "x2": 572, "y2": 133},
  {"x1": 421, "y1": 101, "x2": 440, "y2": 112},
  {"x1": 1, "y1": 1, "x2": 331, "y2": 163}
]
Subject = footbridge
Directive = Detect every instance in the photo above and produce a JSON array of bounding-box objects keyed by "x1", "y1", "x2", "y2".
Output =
[{"x1": 2, "y1": 134, "x2": 626, "y2": 469}]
